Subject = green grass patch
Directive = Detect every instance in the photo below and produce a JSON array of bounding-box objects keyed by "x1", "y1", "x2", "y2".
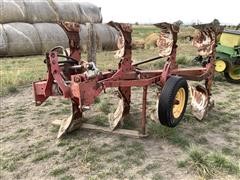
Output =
[
  {"x1": 64, "y1": 146, "x2": 82, "y2": 161},
  {"x1": 97, "y1": 100, "x2": 111, "y2": 114},
  {"x1": 148, "y1": 122, "x2": 190, "y2": 149},
  {"x1": 208, "y1": 152, "x2": 240, "y2": 174},
  {"x1": 178, "y1": 145, "x2": 240, "y2": 178},
  {"x1": 49, "y1": 167, "x2": 69, "y2": 177},
  {"x1": 94, "y1": 97, "x2": 101, "y2": 104},
  {"x1": 32, "y1": 150, "x2": 59, "y2": 162},
  {"x1": 91, "y1": 114, "x2": 108, "y2": 126},
  {"x1": 0, "y1": 56, "x2": 45, "y2": 96},
  {"x1": 7, "y1": 86, "x2": 18, "y2": 94},
  {"x1": 60, "y1": 175, "x2": 75, "y2": 180},
  {"x1": 1, "y1": 128, "x2": 32, "y2": 142},
  {"x1": 0, "y1": 158, "x2": 18, "y2": 172},
  {"x1": 0, "y1": 151, "x2": 31, "y2": 172}
]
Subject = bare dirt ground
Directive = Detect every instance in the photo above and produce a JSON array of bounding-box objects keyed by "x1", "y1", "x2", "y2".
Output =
[{"x1": 0, "y1": 80, "x2": 240, "y2": 180}]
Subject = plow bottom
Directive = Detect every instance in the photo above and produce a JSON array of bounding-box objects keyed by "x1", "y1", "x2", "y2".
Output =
[
  {"x1": 108, "y1": 98, "x2": 125, "y2": 131},
  {"x1": 189, "y1": 85, "x2": 212, "y2": 120}
]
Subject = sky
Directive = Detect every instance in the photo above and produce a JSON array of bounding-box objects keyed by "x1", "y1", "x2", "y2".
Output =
[{"x1": 83, "y1": 0, "x2": 240, "y2": 25}]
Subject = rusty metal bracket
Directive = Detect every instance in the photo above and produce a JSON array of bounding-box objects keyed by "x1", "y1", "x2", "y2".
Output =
[
  {"x1": 190, "y1": 20, "x2": 224, "y2": 120},
  {"x1": 108, "y1": 21, "x2": 132, "y2": 60},
  {"x1": 59, "y1": 22, "x2": 81, "y2": 61},
  {"x1": 192, "y1": 20, "x2": 224, "y2": 93},
  {"x1": 107, "y1": 22, "x2": 133, "y2": 129},
  {"x1": 154, "y1": 22, "x2": 180, "y2": 84},
  {"x1": 192, "y1": 20, "x2": 224, "y2": 57},
  {"x1": 154, "y1": 22, "x2": 179, "y2": 57}
]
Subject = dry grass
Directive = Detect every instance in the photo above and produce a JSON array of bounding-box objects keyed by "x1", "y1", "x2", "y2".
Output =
[{"x1": 0, "y1": 56, "x2": 45, "y2": 96}]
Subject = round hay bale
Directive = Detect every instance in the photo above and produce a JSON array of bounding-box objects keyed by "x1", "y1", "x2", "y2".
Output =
[
  {"x1": 0, "y1": 0, "x2": 27, "y2": 23},
  {"x1": 78, "y1": 2, "x2": 102, "y2": 24},
  {"x1": 132, "y1": 39, "x2": 145, "y2": 50},
  {"x1": 52, "y1": 0, "x2": 80, "y2": 22},
  {"x1": 24, "y1": 0, "x2": 58, "y2": 23},
  {"x1": 145, "y1": 33, "x2": 159, "y2": 49},
  {"x1": 34, "y1": 23, "x2": 69, "y2": 54},
  {"x1": 3, "y1": 23, "x2": 42, "y2": 56},
  {"x1": 93, "y1": 24, "x2": 119, "y2": 51},
  {"x1": 0, "y1": 24, "x2": 8, "y2": 56}
]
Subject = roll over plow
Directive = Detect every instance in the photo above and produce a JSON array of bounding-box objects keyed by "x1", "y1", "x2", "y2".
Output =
[{"x1": 33, "y1": 21, "x2": 223, "y2": 138}]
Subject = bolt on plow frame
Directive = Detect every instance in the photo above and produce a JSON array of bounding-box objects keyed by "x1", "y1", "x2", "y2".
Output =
[{"x1": 33, "y1": 20, "x2": 223, "y2": 138}]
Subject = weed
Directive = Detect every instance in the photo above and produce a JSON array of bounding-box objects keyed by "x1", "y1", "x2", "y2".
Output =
[
  {"x1": 49, "y1": 167, "x2": 69, "y2": 177},
  {"x1": 152, "y1": 173, "x2": 164, "y2": 180},
  {"x1": 0, "y1": 159, "x2": 17, "y2": 172},
  {"x1": 57, "y1": 139, "x2": 70, "y2": 147},
  {"x1": 92, "y1": 114, "x2": 107, "y2": 126},
  {"x1": 183, "y1": 145, "x2": 214, "y2": 178},
  {"x1": 64, "y1": 146, "x2": 82, "y2": 161},
  {"x1": 97, "y1": 100, "x2": 111, "y2": 114},
  {"x1": 222, "y1": 147, "x2": 234, "y2": 156},
  {"x1": 29, "y1": 139, "x2": 50, "y2": 149},
  {"x1": 145, "y1": 162, "x2": 161, "y2": 170},
  {"x1": 177, "y1": 56, "x2": 189, "y2": 65},
  {"x1": 177, "y1": 160, "x2": 187, "y2": 168},
  {"x1": 32, "y1": 150, "x2": 59, "y2": 162},
  {"x1": 148, "y1": 122, "x2": 189, "y2": 149},
  {"x1": 118, "y1": 136, "x2": 127, "y2": 141},
  {"x1": 197, "y1": 136, "x2": 208, "y2": 145},
  {"x1": 59, "y1": 99, "x2": 70, "y2": 105},
  {"x1": 50, "y1": 125, "x2": 59, "y2": 133},
  {"x1": 7, "y1": 86, "x2": 18, "y2": 94},
  {"x1": 94, "y1": 97, "x2": 100, "y2": 104},
  {"x1": 121, "y1": 115, "x2": 137, "y2": 129},
  {"x1": 179, "y1": 145, "x2": 240, "y2": 178},
  {"x1": 60, "y1": 175, "x2": 75, "y2": 180},
  {"x1": 0, "y1": 151, "x2": 31, "y2": 172},
  {"x1": 208, "y1": 152, "x2": 240, "y2": 174},
  {"x1": 42, "y1": 101, "x2": 53, "y2": 106}
]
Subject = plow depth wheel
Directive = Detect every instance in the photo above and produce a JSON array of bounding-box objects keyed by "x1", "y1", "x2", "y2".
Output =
[{"x1": 158, "y1": 76, "x2": 188, "y2": 127}]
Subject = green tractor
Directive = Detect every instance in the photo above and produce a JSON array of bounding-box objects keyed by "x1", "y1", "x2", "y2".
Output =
[{"x1": 215, "y1": 29, "x2": 240, "y2": 83}]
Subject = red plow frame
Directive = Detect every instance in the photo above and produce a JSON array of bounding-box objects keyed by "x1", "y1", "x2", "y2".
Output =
[{"x1": 33, "y1": 21, "x2": 223, "y2": 138}]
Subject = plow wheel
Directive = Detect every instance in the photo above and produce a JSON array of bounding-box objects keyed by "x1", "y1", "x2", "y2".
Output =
[
  {"x1": 57, "y1": 101, "x2": 83, "y2": 138},
  {"x1": 158, "y1": 76, "x2": 188, "y2": 127}
]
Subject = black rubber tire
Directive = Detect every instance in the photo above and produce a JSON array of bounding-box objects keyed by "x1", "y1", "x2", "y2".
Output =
[
  {"x1": 224, "y1": 71, "x2": 240, "y2": 84},
  {"x1": 158, "y1": 76, "x2": 188, "y2": 127}
]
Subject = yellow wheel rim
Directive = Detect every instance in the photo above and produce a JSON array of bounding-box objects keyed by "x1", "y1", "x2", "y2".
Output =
[
  {"x1": 228, "y1": 66, "x2": 240, "y2": 80},
  {"x1": 214, "y1": 60, "x2": 226, "y2": 72},
  {"x1": 173, "y1": 88, "x2": 186, "y2": 119}
]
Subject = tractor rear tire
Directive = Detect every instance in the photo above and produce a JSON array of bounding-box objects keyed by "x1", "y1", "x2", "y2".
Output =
[
  {"x1": 224, "y1": 66, "x2": 240, "y2": 84},
  {"x1": 158, "y1": 76, "x2": 188, "y2": 127}
]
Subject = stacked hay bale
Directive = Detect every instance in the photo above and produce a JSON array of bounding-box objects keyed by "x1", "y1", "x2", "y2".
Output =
[
  {"x1": 144, "y1": 33, "x2": 159, "y2": 49},
  {"x1": 0, "y1": 0, "x2": 119, "y2": 57}
]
